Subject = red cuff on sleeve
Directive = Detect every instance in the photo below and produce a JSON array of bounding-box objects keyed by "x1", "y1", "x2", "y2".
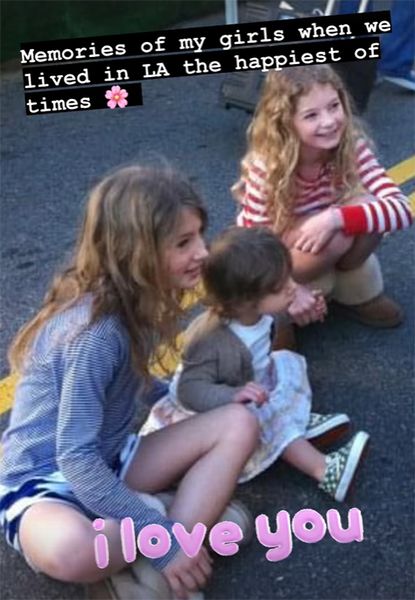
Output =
[{"x1": 340, "y1": 205, "x2": 368, "y2": 235}]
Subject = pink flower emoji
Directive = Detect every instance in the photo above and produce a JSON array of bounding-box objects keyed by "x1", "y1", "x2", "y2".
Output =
[{"x1": 105, "y1": 86, "x2": 128, "y2": 109}]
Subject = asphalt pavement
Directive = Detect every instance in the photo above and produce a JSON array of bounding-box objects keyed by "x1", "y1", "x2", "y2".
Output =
[{"x1": 1, "y1": 8, "x2": 414, "y2": 600}]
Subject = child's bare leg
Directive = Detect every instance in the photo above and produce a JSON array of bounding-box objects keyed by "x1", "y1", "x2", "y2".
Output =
[
  {"x1": 283, "y1": 215, "x2": 354, "y2": 283},
  {"x1": 125, "y1": 404, "x2": 259, "y2": 528},
  {"x1": 19, "y1": 503, "x2": 125, "y2": 583},
  {"x1": 18, "y1": 405, "x2": 259, "y2": 584},
  {"x1": 282, "y1": 438, "x2": 326, "y2": 482},
  {"x1": 336, "y1": 233, "x2": 382, "y2": 271},
  {"x1": 289, "y1": 232, "x2": 353, "y2": 283}
]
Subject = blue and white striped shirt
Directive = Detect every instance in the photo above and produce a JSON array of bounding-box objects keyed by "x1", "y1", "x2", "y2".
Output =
[{"x1": 0, "y1": 296, "x2": 178, "y2": 568}]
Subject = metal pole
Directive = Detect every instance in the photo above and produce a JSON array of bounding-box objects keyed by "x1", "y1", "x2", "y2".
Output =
[
  {"x1": 325, "y1": 0, "x2": 337, "y2": 15},
  {"x1": 225, "y1": 0, "x2": 239, "y2": 24},
  {"x1": 357, "y1": 0, "x2": 370, "y2": 13},
  {"x1": 325, "y1": 0, "x2": 371, "y2": 16}
]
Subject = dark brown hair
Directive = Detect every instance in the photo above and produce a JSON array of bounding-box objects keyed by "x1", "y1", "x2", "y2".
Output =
[{"x1": 203, "y1": 227, "x2": 291, "y2": 319}]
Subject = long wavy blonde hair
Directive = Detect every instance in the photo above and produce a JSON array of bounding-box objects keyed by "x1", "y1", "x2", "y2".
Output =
[
  {"x1": 9, "y1": 165, "x2": 207, "y2": 379},
  {"x1": 235, "y1": 65, "x2": 369, "y2": 234}
]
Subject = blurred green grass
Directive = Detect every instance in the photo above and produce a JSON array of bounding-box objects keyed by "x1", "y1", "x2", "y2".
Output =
[{"x1": 1, "y1": 0, "x2": 223, "y2": 64}]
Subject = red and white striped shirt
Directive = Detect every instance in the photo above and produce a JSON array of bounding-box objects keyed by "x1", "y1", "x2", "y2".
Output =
[{"x1": 236, "y1": 140, "x2": 412, "y2": 235}]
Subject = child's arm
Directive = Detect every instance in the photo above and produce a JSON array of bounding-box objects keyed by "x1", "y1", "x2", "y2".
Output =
[
  {"x1": 287, "y1": 284, "x2": 327, "y2": 326},
  {"x1": 293, "y1": 141, "x2": 412, "y2": 253},
  {"x1": 232, "y1": 381, "x2": 268, "y2": 406},
  {"x1": 291, "y1": 209, "x2": 343, "y2": 254},
  {"x1": 231, "y1": 158, "x2": 249, "y2": 203},
  {"x1": 231, "y1": 179, "x2": 246, "y2": 203},
  {"x1": 57, "y1": 328, "x2": 180, "y2": 571},
  {"x1": 235, "y1": 157, "x2": 273, "y2": 228},
  {"x1": 338, "y1": 140, "x2": 413, "y2": 235},
  {"x1": 177, "y1": 334, "x2": 267, "y2": 411},
  {"x1": 177, "y1": 342, "x2": 245, "y2": 411}
]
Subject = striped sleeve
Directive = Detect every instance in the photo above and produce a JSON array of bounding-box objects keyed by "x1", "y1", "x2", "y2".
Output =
[
  {"x1": 57, "y1": 328, "x2": 179, "y2": 570},
  {"x1": 340, "y1": 140, "x2": 413, "y2": 235},
  {"x1": 236, "y1": 157, "x2": 272, "y2": 228}
]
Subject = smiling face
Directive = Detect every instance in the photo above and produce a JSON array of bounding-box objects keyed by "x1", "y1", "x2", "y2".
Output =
[
  {"x1": 293, "y1": 83, "x2": 346, "y2": 157},
  {"x1": 162, "y1": 208, "x2": 208, "y2": 290}
]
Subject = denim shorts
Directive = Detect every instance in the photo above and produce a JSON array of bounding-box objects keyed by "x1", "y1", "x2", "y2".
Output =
[{"x1": 0, "y1": 434, "x2": 140, "y2": 557}]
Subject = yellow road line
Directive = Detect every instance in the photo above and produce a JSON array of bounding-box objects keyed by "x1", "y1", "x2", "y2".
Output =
[
  {"x1": 0, "y1": 353, "x2": 186, "y2": 416},
  {"x1": 0, "y1": 288, "x2": 204, "y2": 417},
  {"x1": 0, "y1": 374, "x2": 18, "y2": 415},
  {"x1": 387, "y1": 155, "x2": 415, "y2": 186},
  {"x1": 151, "y1": 332, "x2": 185, "y2": 379},
  {"x1": 1, "y1": 156, "x2": 414, "y2": 418}
]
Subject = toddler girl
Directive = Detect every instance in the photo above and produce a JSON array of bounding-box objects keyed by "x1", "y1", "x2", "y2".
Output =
[
  {"x1": 0, "y1": 166, "x2": 260, "y2": 599},
  {"x1": 141, "y1": 227, "x2": 370, "y2": 503},
  {"x1": 233, "y1": 65, "x2": 412, "y2": 329}
]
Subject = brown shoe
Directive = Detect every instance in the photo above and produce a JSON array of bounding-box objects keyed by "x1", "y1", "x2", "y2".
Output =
[
  {"x1": 272, "y1": 323, "x2": 297, "y2": 351},
  {"x1": 334, "y1": 293, "x2": 404, "y2": 328}
]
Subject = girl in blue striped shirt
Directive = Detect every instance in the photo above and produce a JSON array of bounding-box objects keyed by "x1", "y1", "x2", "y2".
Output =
[{"x1": 0, "y1": 165, "x2": 259, "y2": 598}]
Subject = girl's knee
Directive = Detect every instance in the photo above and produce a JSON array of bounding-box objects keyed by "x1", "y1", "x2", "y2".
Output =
[
  {"x1": 20, "y1": 509, "x2": 100, "y2": 583},
  {"x1": 326, "y1": 231, "x2": 354, "y2": 258},
  {"x1": 219, "y1": 404, "x2": 260, "y2": 446},
  {"x1": 337, "y1": 233, "x2": 383, "y2": 271},
  {"x1": 39, "y1": 540, "x2": 96, "y2": 583},
  {"x1": 37, "y1": 547, "x2": 96, "y2": 583},
  {"x1": 290, "y1": 232, "x2": 353, "y2": 283}
]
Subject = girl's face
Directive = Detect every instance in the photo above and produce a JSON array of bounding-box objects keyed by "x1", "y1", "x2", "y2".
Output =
[
  {"x1": 292, "y1": 83, "x2": 346, "y2": 155},
  {"x1": 162, "y1": 208, "x2": 208, "y2": 290},
  {"x1": 256, "y1": 277, "x2": 296, "y2": 316}
]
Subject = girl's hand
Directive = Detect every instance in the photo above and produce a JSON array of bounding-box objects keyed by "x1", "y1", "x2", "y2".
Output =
[
  {"x1": 162, "y1": 547, "x2": 213, "y2": 599},
  {"x1": 288, "y1": 284, "x2": 327, "y2": 326},
  {"x1": 313, "y1": 290, "x2": 328, "y2": 321},
  {"x1": 293, "y1": 208, "x2": 343, "y2": 254},
  {"x1": 233, "y1": 382, "x2": 268, "y2": 406}
]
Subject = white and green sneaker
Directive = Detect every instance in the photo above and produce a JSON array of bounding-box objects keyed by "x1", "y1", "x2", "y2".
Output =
[
  {"x1": 305, "y1": 412, "x2": 351, "y2": 448},
  {"x1": 319, "y1": 431, "x2": 370, "y2": 502}
]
